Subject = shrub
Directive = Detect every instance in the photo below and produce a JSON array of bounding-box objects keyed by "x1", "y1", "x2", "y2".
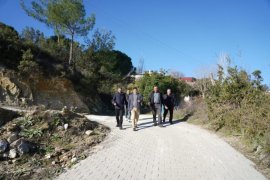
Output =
[{"x1": 18, "y1": 49, "x2": 39, "y2": 77}]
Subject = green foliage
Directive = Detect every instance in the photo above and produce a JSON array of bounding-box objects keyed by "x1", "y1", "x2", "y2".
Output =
[
  {"x1": 135, "y1": 72, "x2": 191, "y2": 104},
  {"x1": 205, "y1": 65, "x2": 270, "y2": 151},
  {"x1": 20, "y1": 128, "x2": 43, "y2": 138},
  {"x1": 21, "y1": 0, "x2": 95, "y2": 65},
  {"x1": 0, "y1": 22, "x2": 22, "y2": 68},
  {"x1": 89, "y1": 29, "x2": 116, "y2": 52},
  {"x1": 18, "y1": 49, "x2": 39, "y2": 76}
]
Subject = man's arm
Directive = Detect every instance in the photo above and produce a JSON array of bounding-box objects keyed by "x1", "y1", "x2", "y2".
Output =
[{"x1": 112, "y1": 94, "x2": 116, "y2": 105}]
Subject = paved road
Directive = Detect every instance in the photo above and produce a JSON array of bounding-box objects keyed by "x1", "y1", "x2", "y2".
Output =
[{"x1": 56, "y1": 114, "x2": 266, "y2": 180}]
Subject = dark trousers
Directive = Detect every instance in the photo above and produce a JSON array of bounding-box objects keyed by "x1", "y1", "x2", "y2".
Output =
[
  {"x1": 163, "y1": 106, "x2": 174, "y2": 123},
  {"x1": 152, "y1": 104, "x2": 162, "y2": 125},
  {"x1": 115, "y1": 108, "x2": 124, "y2": 126}
]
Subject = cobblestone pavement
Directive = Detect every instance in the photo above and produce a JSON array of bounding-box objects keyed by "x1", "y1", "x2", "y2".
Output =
[{"x1": 56, "y1": 114, "x2": 266, "y2": 180}]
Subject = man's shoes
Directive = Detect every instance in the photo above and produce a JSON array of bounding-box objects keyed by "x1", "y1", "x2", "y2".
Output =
[
  {"x1": 133, "y1": 128, "x2": 136, "y2": 131},
  {"x1": 159, "y1": 125, "x2": 164, "y2": 128},
  {"x1": 163, "y1": 120, "x2": 165, "y2": 123},
  {"x1": 116, "y1": 124, "x2": 119, "y2": 127},
  {"x1": 119, "y1": 126, "x2": 123, "y2": 130},
  {"x1": 154, "y1": 123, "x2": 157, "y2": 126},
  {"x1": 170, "y1": 121, "x2": 173, "y2": 125}
]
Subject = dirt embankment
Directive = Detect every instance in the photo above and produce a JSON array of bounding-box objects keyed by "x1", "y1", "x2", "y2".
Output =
[{"x1": 0, "y1": 70, "x2": 89, "y2": 112}]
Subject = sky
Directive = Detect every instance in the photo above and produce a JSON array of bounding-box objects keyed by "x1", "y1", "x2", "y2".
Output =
[{"x1": 0, "y1": 0, "x2": 270, "y2": 84}]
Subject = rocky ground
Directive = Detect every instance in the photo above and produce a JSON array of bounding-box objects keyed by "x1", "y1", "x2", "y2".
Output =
[{"x1": 0, "y1": 107, "x2": 110, "y2": 180}]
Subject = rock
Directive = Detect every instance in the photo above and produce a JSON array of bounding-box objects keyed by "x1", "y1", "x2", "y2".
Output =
[
  {"x1": 255, "y1": 145, "x2": 262, "y2": 154},
  {"x1": 71, "y1": 157, "x2": 77, "y2": 163},
  {"x1": 52, "y1": 161, "x2": 56, "y2": 165},
  {"x1": 0, "y1": 108, "x2": 19, "y2": 126},
  {"x1": 64, "y1": 124, "x2": 69, "y2": 131},
  {"x1": 10, "y1": 139, "x2": 36, "y2": 155},
  {"x1": 7, "y1": 133, "x2": 19, "y2": 144},
  {"x1": 17, "y1": 142, "x2": 30, "y2": 155},
  {"x1": 45, "y1": 154, "x2": 51, "y2": 159},
  {"x1": 2, "y1": 152, "x2": 8, "y2": 158},
  {"x1": 59, "y1": 155, "x2": 69, "y2": 163},
  {"x1": 57, "y1": 126, "x2": 64, "y2": 131},
  {"x1": 85, "y1": 130, "x2": 93, "y2": 136},
  {"x1": 8, "y1": 149, "x2": 17, "y2": 159},
  {"x1": 10, "y1": 139, "x2": 23, "y2": 149},
  {"x1": 0, "y1": 139, "x2": 9, "y2": 153}
]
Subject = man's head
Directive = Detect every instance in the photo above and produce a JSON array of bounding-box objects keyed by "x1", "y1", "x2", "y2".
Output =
[
  {"x1": 117, "y1": 87, "x2": 122, "y2": 93},
  {"x1": 133, "y1": 87, "x2": 138, "y2": 94},
  {"x1": 153, "y1": 86, "x2": 158, "y2": 93},
  {"x1": 167, "y1": 89, "x2": 172, "y2": 95}
]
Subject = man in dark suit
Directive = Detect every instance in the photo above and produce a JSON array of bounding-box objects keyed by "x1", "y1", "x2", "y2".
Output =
[
  {"x1": 112, "y1": 87, "x2": 128, "y2": 129},
  {"x1": 163, "y1": 89, "x2": 175, "y2": 124}
]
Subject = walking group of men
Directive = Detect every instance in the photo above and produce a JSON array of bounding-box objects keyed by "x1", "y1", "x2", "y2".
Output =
[{"x1": 112, "y1": 85, "x2": 175, "y2": 131}]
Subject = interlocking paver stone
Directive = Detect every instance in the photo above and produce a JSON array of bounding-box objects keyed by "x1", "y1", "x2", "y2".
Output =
[{"x1": 56, "y1": 114, "x2": 266, "y2": 180}]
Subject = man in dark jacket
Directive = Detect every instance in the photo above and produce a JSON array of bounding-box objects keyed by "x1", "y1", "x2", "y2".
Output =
[
  {"x1": 148, "y1": 86, "x2": 163, "y2": 127},
  {"x1": 163, "y1": 88, "x2": 175, "y2": 124},
  {"x1": 112, "y1": 87, "x2": 128, "y2": 129}
]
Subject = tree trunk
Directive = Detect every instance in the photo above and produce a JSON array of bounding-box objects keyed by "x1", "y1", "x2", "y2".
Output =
[{"x1": 69, "y1": 33, "x2": 74, "y2": 65}]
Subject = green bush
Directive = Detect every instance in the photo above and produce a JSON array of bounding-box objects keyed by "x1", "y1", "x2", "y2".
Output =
[
  {"x1": 18, "y1": 49, "x2": 39, "y2": 76},
  {"x1": 134, "y1": 72, "x2": 192, "y2": 104},
  {"x1": 205, "y1": 65, "x2": 270, "y2": 151}
]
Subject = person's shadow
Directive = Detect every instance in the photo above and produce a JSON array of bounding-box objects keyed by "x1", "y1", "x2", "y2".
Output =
[{"x1": 163, "y1": 113, "x2": 192, "y2": 127}]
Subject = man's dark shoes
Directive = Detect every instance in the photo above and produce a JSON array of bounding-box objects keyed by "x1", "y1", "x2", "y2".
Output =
[
  {"x1": 154, "y1": 123, "x2": 157, "y2": 126},
  {"x1": 116, "y1": 124, "x2": 119, "y2": 127},
  {"x1": 170, "y1": 121, "x2": 173, "y2": 125},
  {"x1": 133, "y1": 128, "x2": 136, "y2": 131},
  {"x1": 163, "y1": 120, "x2": 165, "y2": 123},
  {"x1": 119, "y1": 126, "x2": 123, "y2": 130}
]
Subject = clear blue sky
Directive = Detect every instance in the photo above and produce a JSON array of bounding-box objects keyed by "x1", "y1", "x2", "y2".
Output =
[{"x1": 0, "y1": 0, "x2": 270, "y2": 84}]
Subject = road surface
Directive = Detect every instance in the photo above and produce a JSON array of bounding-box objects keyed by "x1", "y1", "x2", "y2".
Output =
[{"x1": 56, "y1": 114, "x2": 266, "y2": 180}]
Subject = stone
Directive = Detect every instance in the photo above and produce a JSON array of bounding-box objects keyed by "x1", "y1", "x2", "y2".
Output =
[
  {"x1": 71, "y1": 157, "x2": 77, "y2": 163},
  {"x1": 8, "y1": 149, "x2": 17, "y2": 159},
  {"x1": 7, "y1": 133, "x2": 19, "y2": 144},
  {"x1": 10, "y1": 139, "x2": 23, "y2": 149},
  {"x1": 85, "y1": 130, "x2": 93, "y2": 136},
  {"x1": 45, "y1": 154, "x2": 51, "y2": 159},
  {"x1": 0, "y1": 108, "x2": 19, "y2": 126},
  {"x1": 0, "y1": 139, "x2": 9, "y2": 153},
  {"x1": 10, "y1": 139, "x2": 36, "y2": 155},
  {"x1": 57, "y1": 126, "x2": 64, "y2": 131},
  {"x1": 17, "y1": 142, "x2": 30, "y2": 155},
  {"x1": 52, "y1": 161, "x2": 56, "y2": 165},
  {"x1": 64, "y1": 124, "x2": 69, "y2": 131}
]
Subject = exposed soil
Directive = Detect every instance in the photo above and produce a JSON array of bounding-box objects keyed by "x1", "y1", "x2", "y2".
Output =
[{"x1": 0, "y1": 108, "x2": 110, "y2": 180}]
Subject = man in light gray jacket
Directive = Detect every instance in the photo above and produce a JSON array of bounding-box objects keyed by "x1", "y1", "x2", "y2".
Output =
[{"x1": 128, "y1": 87, "x2": 143, "y2": 131}]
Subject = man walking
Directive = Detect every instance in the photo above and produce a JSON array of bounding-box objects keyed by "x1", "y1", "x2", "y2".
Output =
[
  {"x1": 128, "y1": 87, "x2": 143, "y2": 131},
  {"x1": 112, "y1": 87, "x2": 128, "y2": 129},
  {"x1": 163, "y1": 88, "x2": 175, "y2": 124},
  {"x1": 125, "y1": 90, "x2": 131, "y2": 122},
  {"x1": 149, "y1": 86, "x2": 163, "y2": 127}
]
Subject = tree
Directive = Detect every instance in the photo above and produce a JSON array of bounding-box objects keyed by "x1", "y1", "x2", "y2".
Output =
[
  {"x1": 88, "y1": 29, "x2": 115, "y2": 52},
  {"x1": 18, "y1": 49, "x2": 39, "y2": 77},
  {"x1": 20, "y1": 0, "x2": 95, "y2": 66},
  {"x1": 21, "y1": 26, "x2": 45, "y2": 46}
]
